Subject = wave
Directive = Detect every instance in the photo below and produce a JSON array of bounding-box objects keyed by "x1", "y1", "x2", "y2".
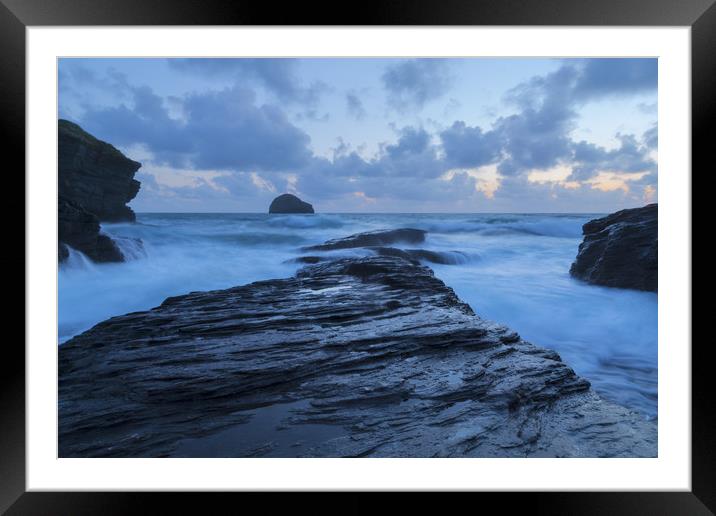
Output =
[
  {"x1": 433, "y1": 250, "x2": 475, "y2": 265},
  {"x1": 210, "y1": 232, "x2": 309, "y2": 246},
  {"x1": 374, "y1": 247, "x2": 476, "y2": 265},
  {"x1": 60, "y1": 246, "x2": 97, "y2": 272},
  {"x1": 266, "y1": 214, "x2": 345, "y2": 229},
  {"x1": 418, "y1": 218, "x2": 585, "y2": 238},
  {"x1": 111, "y1": 235, "x2": 147, "y2": 261}
]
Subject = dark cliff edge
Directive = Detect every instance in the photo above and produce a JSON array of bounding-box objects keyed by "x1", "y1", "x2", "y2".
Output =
[
  {"x1": 58, "y1": 119, "x2": 142, "y2": 263},
  {"x1": 570, "y1": 204, "x2": 657, "y2": 292},
  {"x1": 59, "y1": 251, "x2": 656, "y2": 458}
]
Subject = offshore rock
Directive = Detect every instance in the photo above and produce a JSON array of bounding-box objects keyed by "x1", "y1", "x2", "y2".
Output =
[
  {"x1": 570, "y1": 204, "x2": 657, "y2": 292},
  {"x1": 268, "y1": 193, "x2": 314, "y2": 214},
  {"x1": 59, "y1": 256, "x2": 656, "y2": 458}
]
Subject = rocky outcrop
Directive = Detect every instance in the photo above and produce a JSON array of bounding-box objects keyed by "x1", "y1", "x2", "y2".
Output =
[
  {"x1": 371, "y1": 247, "x2": 468, "y2": 265},
  {"x1": 289, "y1": 247, "x2": 467, "y2": 267},
  {"x1": 303, "y1": 228, "x2": 426, "y2": 251},
  {"x1": 58, "y1": 120, "x2": 142, "y2": 263},
  {"x1": 298, "y1": 228, "x2": 467, "y2": 265},
  {"x1": 58, "y1": 198, "x2": 123, "y2": 262},
  {"x1": 269, "y1": 193, "x2": 314, "y2": 214},
  {"x1": 570, "y1": 204, "x2": 657, "y2": 292},
  {"x1": 59, "y1": 254, "x2": 655, "y2": 458},
  {"x1": 59, "y1": 120, "x2": 141, "y2": 222}
]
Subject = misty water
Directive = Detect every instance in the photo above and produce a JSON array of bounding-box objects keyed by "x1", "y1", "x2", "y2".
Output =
[{"x1": 58, "y1": 213, "x2": 657, "y2": 419}]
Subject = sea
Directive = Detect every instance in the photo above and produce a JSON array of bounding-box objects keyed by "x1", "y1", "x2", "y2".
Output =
[{"x1": 58, "y1": 212, "x2": 658, "y2": 419}]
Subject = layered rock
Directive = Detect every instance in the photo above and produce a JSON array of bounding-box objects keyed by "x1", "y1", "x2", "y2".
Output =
[
  {"x1": 58, "y1": 120, "x2": 142, "y2": 263},
  {"x1": 290, "y1": 247, "x2": 467, "y2": 266},
  {"x1": 58, "y1": 198, "x2": 123, "y2": 262},
  {"x1": 59, "y1": 120, "x2": 141, "y2": 221},
  {"x1": 59, "y1": 254, "x2": 655, "y2": 458},
  {"x1": 297, "y1": 228, "x2": 468, "y2": 266},
  {"x1": 303, "y1": 228, "x2": 427, "y2": 251},
  {"x1": 570, "y1": 204, "x2": 657, "y2": 292},
  {"x1": 268, "y1": 193, "x2": 314, "y2": 214}
]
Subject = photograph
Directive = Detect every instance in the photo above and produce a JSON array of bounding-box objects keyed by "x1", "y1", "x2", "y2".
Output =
[{"x1": 56, "y1": 56, "x2": 659, "y2": 459}]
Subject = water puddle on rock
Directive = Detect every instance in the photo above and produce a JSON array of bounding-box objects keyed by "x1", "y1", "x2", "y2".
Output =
[{"x1": 171, "y1": 400, "x2": 346, "y2": 457}]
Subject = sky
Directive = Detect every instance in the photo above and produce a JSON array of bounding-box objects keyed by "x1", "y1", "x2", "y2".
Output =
[{"x1": 58, "y1": 57, "x2": 658, "y2": 213}]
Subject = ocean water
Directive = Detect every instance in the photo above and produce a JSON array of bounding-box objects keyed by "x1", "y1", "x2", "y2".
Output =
[{"x1": 58, "y1": 213, "x2": 658, "y2": 419}]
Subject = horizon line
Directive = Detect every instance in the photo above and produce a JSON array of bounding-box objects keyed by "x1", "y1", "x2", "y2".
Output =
[{"x1": 131, "y1": 210, "x2": 614, "y2": 215}]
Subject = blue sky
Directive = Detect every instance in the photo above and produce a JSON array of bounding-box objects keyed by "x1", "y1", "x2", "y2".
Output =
[{"x1": 58, "y1": 58, "x2": 657, "y2": 213}]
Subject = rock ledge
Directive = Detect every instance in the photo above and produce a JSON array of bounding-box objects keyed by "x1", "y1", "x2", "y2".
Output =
[{"x1": 60, "y1": 254, "x2": 656, "y2": 458}]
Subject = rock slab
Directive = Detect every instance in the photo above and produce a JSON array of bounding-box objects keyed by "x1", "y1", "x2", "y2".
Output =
[
  {"x1": 59, "y1": 255, "x2": 656, "y2": 458},
  {"x1": 570, "y1": 204, "x2": 657, "y2": 292},
  {"x1": 303, "y1": 228, "x2": 427, "y2": 251}
]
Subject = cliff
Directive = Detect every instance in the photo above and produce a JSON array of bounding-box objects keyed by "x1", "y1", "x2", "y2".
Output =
[{"x1": 58, "y1": 120, "x2": 142, "y2": 262}]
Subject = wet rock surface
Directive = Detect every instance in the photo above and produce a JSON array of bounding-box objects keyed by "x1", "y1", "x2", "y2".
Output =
[
  {"x1": 269, "y1": 193, "x2": 314, "y2": 214},
  {"x1": 296, "y1": 228, "x2": 467, "y2": 266},
  {"x1": 58, "y1": 120, "x2": 142, "y2": 263},
  {"x1": 58, "y1": 197, "x2": 124, "y2": 263},
  {"x1": 570, "y1": 204, "x2": 657, "y2": 292},
  {"x1": 371, "y1": 246, "x2": 468, "y2": 265},
  {"x1": 59, "y1": 254, "x2": 656, "y2": 458},
  {"x1": 303, "y1": 228, "x2": 427, "y2": 251}
]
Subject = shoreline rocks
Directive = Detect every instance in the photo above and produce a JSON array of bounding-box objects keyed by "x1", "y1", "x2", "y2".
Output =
[
  {"x1": 303, "y1": 228, "x2": 427, "y2": 251},
  {"x1": 59, "y1": 252, "x2": 656, "y2": 458},
  {"x1": 269, "y1": 193, "x2": 314, "y2": 214},
  {"x1": 570, "y1": 204, "x2": 657, "y2": 292},
  {"x1": 58, "y1": 198, "x2": 123, "y2": 262},
  {"x1": 58, "y1": 120, "x2": 142, "y2": 263},
  {"x1": 297, "y1": 228, "x2": 468, "y2": 266}
]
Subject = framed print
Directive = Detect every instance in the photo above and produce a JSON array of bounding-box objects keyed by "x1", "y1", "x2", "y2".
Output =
[{"x1": 3, "y1": 0, "x2": 710, "y2": 512}]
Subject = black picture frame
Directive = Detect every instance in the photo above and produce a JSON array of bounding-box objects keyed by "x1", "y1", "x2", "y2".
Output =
[{"x1": 3, "y1": 0, "x2": 709, "y2": 512}]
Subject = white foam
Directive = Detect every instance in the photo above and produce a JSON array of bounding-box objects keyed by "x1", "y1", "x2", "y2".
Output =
[{"x1": 61, "y1": 246, "x2": 97, "y2": 272}]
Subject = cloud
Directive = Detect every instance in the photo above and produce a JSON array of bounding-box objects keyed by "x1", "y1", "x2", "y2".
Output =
[
  {"x1": 508, "y1": 59, "x2": 657, "y2": 108},
  {"x1": 62, "y1": 58, "x2": 658, "y2": 213},
  {"x1": 346, "y1": 91, "x2": 366, "y2": 120},
  {"x1": 385, "y1": 126, "x2": 430, "y2": 159},
  {"x1": 440, "y1": 121, "x2": 502, "y2": 169},
  {"x1": 301, "y1": 126, "x2": 443, "y2": 187},
  {"x1": 382, "y1": 59, "x2": 453, "y2": 111},
  {"x1": 585, "y1": 171, "x2": 650, "y2": 193},
  {"x1": 569, "y1": 133, "x2": 656, "y2": 181},
  {"x1": 571, "y1": 58, "x2": 657, "y2": 101},
  {"x1": 495, "y1": 59, "x2": 657, "y2": 179},
  {"x1": 79, "y1": 84, "x2": 313, "y2": 172},
  {"x1": 168, "y1": 58, "x2": 327, "y2": 106},
  {"x1": 249, "y1": 172, "x2": 277, "y2": 193},
  {"x1": 442, "y1": 164, "x2": 501, "y2": 199},
  {"x1": 643, "y1": 125, "x2": 658, "y2": 150}
]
